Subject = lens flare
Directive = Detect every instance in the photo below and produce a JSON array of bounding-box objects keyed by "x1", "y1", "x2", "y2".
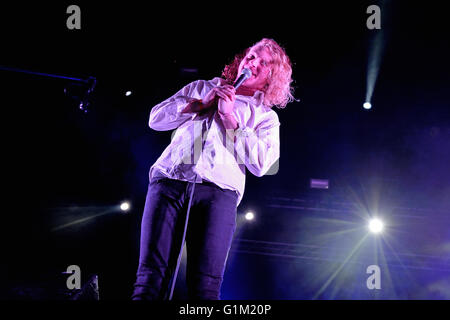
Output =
[
  {"x1": 120, "y1": 201, "x2": 130, "y2": 211},
  {"x1": 368, "y1": 218, "x2": 383, "y2": 233},
  {"x1": 245, "y1": 212, "x2": 255, "y2": 221}
]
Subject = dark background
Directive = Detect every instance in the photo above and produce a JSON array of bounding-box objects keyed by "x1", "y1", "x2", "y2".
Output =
[{"x1": 1, "y1": 1, "x2": 449, "y2": 300}]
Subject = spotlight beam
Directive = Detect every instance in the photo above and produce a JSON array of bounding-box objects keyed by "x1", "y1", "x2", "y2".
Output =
[
  {"x1": 312, "y1": 233, "x2": 370, "y2": 300},
  {"x1": 365, "y1": 0, "x2": 390, "y2": 107},
  {"x1": 51, "y1": 208, "x2": 116, "y2": 232}
]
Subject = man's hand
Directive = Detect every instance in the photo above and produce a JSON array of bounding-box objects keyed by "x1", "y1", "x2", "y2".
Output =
[
  {"x1": 215, "y1": 85, "x2": 238, "y2": 130},
  {"x1": 202, "y1": 84, "x2": 236, "y2": 113},
  {"x1": 215, "y1": 85, "x2": 236, "y2": 115},
  {"x1": 181, "y1": 84, "x2": 236, "y2": 115}
]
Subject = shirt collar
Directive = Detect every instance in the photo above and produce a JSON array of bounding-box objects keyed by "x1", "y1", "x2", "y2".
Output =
[{"x1": 252, "y1": 90, "x2": 265, "y2": 106}]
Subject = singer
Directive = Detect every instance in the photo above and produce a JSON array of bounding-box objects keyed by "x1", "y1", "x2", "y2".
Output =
[{"x1": 132, "y1": 38, "x2": 294, "y2": 300}]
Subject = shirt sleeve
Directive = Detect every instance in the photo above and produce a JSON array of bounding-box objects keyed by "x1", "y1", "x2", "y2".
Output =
[
  {"x1": 148, "y1": 80, "x2": 200, "y2": 131},
  {"x1": 233, "y1": 112, "x2": 280, "y2": 177}
]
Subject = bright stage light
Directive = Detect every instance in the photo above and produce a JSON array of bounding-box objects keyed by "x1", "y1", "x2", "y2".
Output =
[
  {"x1": 125, "y1": 91, "x2": 132, "y2": 96},
  {"x1": 363, "y1": 102, "x2": 372, "y2": 110},
  {"x1": 368, "y1": 218, "x2": 383, "y2": 234},
  {"x1": 245, "y1": 212, "x2": 254, "y2": 221},
  {"x1": 120, "y1": 201, "x2": 130, "y2": 212}
]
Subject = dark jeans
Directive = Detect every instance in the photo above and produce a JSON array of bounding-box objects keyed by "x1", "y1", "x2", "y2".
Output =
[{"x1": 132, "y1": 177, "x2": 238, "y2": 300}]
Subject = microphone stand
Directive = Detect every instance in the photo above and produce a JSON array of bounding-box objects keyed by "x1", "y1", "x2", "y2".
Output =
[
  {"x1": 0, "y1": 65, "x2": 96, "y2": 112},
  {"x1": 166, "y1": 71, "x2": 250, "y2": 300},
  {"x1": 166, "y1": 108, "x2": 215, "y2": 300}
]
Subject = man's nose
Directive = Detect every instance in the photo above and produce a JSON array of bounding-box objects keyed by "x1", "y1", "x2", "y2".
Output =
[{"x1": 250, "y1": 58, "x2": 260, "y2": 70}]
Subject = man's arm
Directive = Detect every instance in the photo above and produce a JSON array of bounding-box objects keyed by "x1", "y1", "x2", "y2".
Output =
[
  {"x1": 182, "y1": 82, "x2": 233, "y2": 115},
  {"x1": 225, "y1": 115, "x2": 280, "y2": 177},
  {"x1": 149, "y1": 81, "x2": 200, "y2": 131},
  {"x1": 180, "y1": 99, "x2": 206, "y2": 114},
  {"x1": 218, "y1": 111, "x2": 238, "y2": 130}
]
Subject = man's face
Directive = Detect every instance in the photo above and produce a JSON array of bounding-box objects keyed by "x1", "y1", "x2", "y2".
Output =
[{"x1": 237, "y1": 46, "x2": 273, "y2": 91}]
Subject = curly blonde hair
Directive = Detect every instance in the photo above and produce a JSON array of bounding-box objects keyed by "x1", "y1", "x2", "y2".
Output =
[{"x1": 222, "y1": 38, "x2": 295, "y2": 108}]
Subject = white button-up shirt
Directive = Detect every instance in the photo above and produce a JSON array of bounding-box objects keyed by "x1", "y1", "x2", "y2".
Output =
[{"x1": 148, "y1": 77, "x2": 280, "y2": 206}]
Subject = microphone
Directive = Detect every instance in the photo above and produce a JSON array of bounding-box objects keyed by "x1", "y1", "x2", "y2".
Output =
[{"x1": 233, "y1": 68, "x2": 252, "y2": 89}]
